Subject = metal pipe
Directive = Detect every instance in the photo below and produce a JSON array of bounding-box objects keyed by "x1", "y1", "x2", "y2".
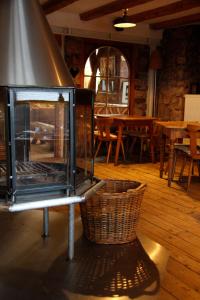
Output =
[
  {"x1": 66, "y1": 180, "x2": 105, "y2": 260},
  {"x1": 68, "y1": 204, "x2": 74, "y2": 260},
  {"x1": 8, "y1": 195, "x2": 85, "y2": 212},
  {"x1": 4, "y1": 179, "x2": 106, "y2": 261},
  {"x1": 2, "y1": 179, "x2": 105, "y2": 213},
  {"x1": 42, "y1": 207, "x2": 49, "y2": 237}
]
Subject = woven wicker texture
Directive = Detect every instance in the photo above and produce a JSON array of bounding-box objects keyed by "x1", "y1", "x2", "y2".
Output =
[{"x1": 80, "y1": 179, "x2": 146, "y2": 244}]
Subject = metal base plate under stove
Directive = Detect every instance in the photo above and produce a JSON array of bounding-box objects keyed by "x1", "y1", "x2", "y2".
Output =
[{"x1": 0, "y1": 210, "x2": 169, "y2": 300}]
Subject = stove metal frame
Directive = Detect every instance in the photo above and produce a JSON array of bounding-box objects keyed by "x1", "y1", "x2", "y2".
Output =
[{"x1": 0, "y1": 86, "x2": 99, "y2": 259}]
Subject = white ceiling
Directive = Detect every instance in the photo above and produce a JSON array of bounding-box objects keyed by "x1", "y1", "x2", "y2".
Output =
[
  {"x1": 39, "y1": 0, "x2": 200, "y2": 45},
  {"x1": 40, "y1": 0, "x2": 200, "y2": 25},
  {"x1": 60, "y1": 0, "x2": 200, "y2": 24}
]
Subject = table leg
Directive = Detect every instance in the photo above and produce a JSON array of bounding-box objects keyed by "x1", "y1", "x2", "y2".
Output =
[
  {"x1": 167, "y1": 140, "x2": 175, "y2": 187},
  {"x1": 114, "y1": 125, "x2": 123, "y2": 165},
  {"x1": 160, "y1": 133, "x2": 166, "y2": 178}
]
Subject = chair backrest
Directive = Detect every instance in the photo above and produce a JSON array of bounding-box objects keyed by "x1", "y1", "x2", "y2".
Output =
[
  {"x1": 187, "y1": 124, "x2": 200, "y2": 158},
  {"x1": 95, "y1": 117, "x2": 114, "y2": 140}
]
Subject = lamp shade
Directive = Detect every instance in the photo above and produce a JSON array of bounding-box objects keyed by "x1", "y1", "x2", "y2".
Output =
[{"x1": 113, "y1": 9, "x2": 136, "y2": 29}]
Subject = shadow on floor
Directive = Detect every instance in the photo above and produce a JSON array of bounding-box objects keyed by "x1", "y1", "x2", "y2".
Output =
[
  {"x1": 0, "y1": 268, "x2": 68, "y2": 300},
  {"x1": 44, "y1": 236, "x2": 160, "y2": 299},
  {"x1": 0, "y1": 210, "x2": 165, "y2": 300}
]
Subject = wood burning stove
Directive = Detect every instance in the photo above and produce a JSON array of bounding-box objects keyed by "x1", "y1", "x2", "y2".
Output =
[
  {"x1": 0, "y1": 86, "x2": 96, "y2": 204},
  {"x1": 0, "y1": 1, "x2": 105, "y2": 260},
  {"x1": 0, "y1": 86, "x2": 106, "y2": 260}
]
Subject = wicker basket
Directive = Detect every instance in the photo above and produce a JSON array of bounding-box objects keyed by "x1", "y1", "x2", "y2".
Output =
[{"x1": 80, "y1": 179, "x2": 146, "y2": 244}]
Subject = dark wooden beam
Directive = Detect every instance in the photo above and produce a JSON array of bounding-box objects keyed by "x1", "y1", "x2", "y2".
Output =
[
  {"x1": 80, "y1": 0, "x2": 152, "y2": 21},
  {"x1": 43, "y1": 0, "x2": 78, "y2": 14},
  {"x1": 150, "y1": 12, "x2": 200, "y2": 30},
  {"x1": 129, "y1": 0, "x2": 200, "y2": 23}
]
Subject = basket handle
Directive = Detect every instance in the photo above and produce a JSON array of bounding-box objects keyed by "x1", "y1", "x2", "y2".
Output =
[
  {"x1": 83, "y1": 180, "x2": 106, "y2": 201},
  {"x1": 127, "y1": 183, "x2": 147, "y2": 193}
]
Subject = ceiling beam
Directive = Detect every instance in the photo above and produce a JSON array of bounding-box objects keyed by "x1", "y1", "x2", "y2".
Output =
[
  {"x1": 150, "y1": 12, "x2": 200, "y2": 30},
  {"x1": 80, "y1": 0, "x2": 152, "y2": 21},
  {"x1": 43, "y1": 0, "x2": 78, "y2": 14},
  {"x1": 128, "y1": 0, "x2": 200, "y2": 23}
]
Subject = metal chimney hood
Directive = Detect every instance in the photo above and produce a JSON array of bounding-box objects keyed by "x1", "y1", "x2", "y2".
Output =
[{"x1": 0, "y1": 0, "x2": 74, "y2": 87}]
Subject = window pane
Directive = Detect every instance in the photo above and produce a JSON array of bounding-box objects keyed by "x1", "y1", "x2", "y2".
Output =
[
  {"x1": 84, "y1": 57, "x2": 92, "y2": 76},
  {"x1": 96, "y1": 77, "x2": 108, "y2": 104},
  {"x1": 120, "y1": 56, "x2": 129, "y2": 78},
  {"x1": 121, "y1": 81, "x2": 129, "y2": 105},
  {"x1": 84, "y1": 46, "x2": 129, "y2": 108}
]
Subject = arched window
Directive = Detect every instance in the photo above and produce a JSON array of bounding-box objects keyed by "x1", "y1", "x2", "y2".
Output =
[{"x1": 84, "y1": 46, "x2": 129, "y2": 112}]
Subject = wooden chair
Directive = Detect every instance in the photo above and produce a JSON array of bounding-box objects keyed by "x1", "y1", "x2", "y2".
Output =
[
  {"x1": 127, "y1": 124, "x2": 158, "y2": 163},
  {"x1": 94, "y1": 117, "x2": 125, "y2": 163},
  {"x1": 176, "y1": 124, "x2": 200, "y2": 191}
]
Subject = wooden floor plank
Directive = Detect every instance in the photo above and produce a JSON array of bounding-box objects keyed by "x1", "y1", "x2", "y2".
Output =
[
  {"x1": 141, "y1": 202, "x2": 200, "y2": 239},
  {"x1": 158, "y1": 288, "x2": 179, "y2": 300},
  {"x1": 166, "y1": 257, "x2": 200, "y2": 293},
  {"x1": 94, "y1": 161, "x2": 200, "y2": 300},
  {"x1": 139, "y1": 219, "x2": 200, "y2": 261},
  {"x1": 138, "y1": 224, "x2": 200, "y2": 275},
  {"x1": 161, "y1": 271, "x2": 200, "y2": 300}
]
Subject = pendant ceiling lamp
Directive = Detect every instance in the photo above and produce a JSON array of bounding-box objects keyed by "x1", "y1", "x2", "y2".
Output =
[{"x1": 113, "y1": 9, "x2": 136, "y2": 29}]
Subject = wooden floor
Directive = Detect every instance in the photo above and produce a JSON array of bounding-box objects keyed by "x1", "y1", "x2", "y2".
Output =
[{"x1": 93, "y1": 160, "x2": 200, "y2": 300}]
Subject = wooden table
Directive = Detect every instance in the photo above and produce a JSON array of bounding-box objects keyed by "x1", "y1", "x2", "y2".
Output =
[
  {"x1": 156, "y1": 121, "x2": 200, "y2": 187},
  {"x1": 112, "y1": 115, "x2": 157, "y2": 165}
]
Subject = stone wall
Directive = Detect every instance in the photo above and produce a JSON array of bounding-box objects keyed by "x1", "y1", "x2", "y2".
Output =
[
  {"x1": 157, "y1": 25, "x2": 200, "y2": 120},
  {"x1": 134, "y1": 45, "x2": 149, "y2": 116}
]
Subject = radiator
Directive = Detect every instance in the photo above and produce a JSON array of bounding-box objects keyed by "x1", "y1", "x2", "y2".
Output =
[{"x1": 184, "y1": 94, "x2": 200, "y2": 121}]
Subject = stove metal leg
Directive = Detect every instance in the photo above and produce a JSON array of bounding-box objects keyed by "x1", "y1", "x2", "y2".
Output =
[
  {"x1": 42, "y1": 207, "x2": 49, "y2": 237},
  {"x1": 68, "y1": 203, "x2": 75, "y2": 260}
]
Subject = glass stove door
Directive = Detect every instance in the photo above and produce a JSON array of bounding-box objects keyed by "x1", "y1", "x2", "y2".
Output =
[
  {"x1": 75, "y1": 93, "x2": 93, "y2": 186},
  {"x1": 14, "y1": 90, "x2": 70, "y2": 191}
]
